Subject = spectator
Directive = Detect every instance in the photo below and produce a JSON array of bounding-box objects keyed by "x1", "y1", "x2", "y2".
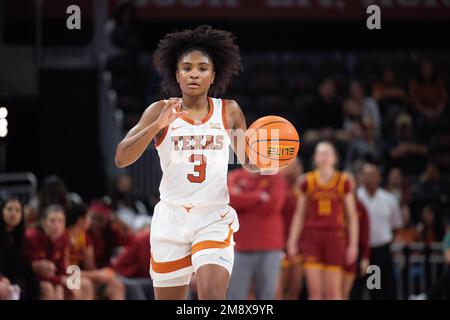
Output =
[
  {"x1": 26, "y1": 205, "x2": 92, "y2": 300},
  {"x1": 0, "y1": 196, "x2": 39, "y2": 300},
  {"x1": 304, "y1": 78, "x2": 343, "y2": 141},
  {"x1": 345, "y1": 118, "x2": 383, "y2": 170},
  {"x1": 87, "y1": 200, "x2": 134, "y2": 269},
  {"x1": 348, "y1": 80, "x2": 381, "y2": 138},
  {"x1": 416, "y1": 206, "x2": 444, "y2": 244},
  {"x1": 227, "y1": 167, "x2": 287, "y2": 300},
  {"x1": 27, "y1": 175, "x2": 82, "y2": 226},
  {"x1": 66, "y1": 203, "x2": 95, "y2": 270},
  {"x1": 109, "y1": 174, "x2": 151, "y2": 231},
  {"x1": 409, "y1": 60, "x2": 448, "y2": 121},
  {"x1": 394, "y1": 206, "x2": 418, "y2": 245},
  {"x1": 385, "y1": 167, "x2": 410, "y2": 206},
  {"x1": 65, "y1": 202, "x2": 124, "y2": 300},
  {"x1": 386, "y1": 113, "x2": 428, "y2": 176},
  {"x1": 25, "y1": 205, "x2": 67, "y2": 299},
  {"x1": 410, "y1": 161, "x2": 446, "y2": 222},
  {"x1": 341, "y1": 98, "x2": 364, "y2": 142},
  {"x1": 111, "y1": 228, "x2": 153, "y2": 300},
  {"x1": 372, "y1": 67, "x2": 407, "y2": 103},
  {"x1": 420, "y1": 218, "x2": 450, "y2": 299},
  {"x1": 357, "y1": 163, "x2": 403, "y2": 300},
  {"x1": 385, "y1": 167, "x2": 412, "y2": 231},
  {"x1": 278, "y1": 158, "x2": 304, "y2": 300},
  {"x1": 104, "y1": 1, "x2": 141, "y2": 59}
]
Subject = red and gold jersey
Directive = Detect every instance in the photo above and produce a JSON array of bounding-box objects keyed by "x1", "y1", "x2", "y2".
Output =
[
  {"x1": 301, "y1": 170, "x2": 351, "y2": 230},
  {"x1": 68, "y1": 229, "x2": 92, "y2": 267}
]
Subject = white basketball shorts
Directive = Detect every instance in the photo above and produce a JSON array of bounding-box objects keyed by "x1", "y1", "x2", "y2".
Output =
[{"x1": 149, "y1": 200, "x2": 239, "y2": 288}]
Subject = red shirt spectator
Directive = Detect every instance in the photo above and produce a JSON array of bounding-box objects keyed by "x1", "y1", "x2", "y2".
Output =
[
  {"x1": 112, "y1": 228, "x2": 150, "y2": 278},
  {"x1": 228, "y1": 168, "x2": 287, "y2": 252},
  {"x1": 409, "y1": 60, "x2": 448, "y2": 118},
  {"x1": 25, "y1": 227, "x2": 69, "y2": 285}
]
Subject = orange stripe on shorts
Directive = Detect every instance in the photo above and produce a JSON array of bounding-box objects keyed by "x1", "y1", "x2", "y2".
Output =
[
  {"x1": 191, "y1": 221, "x2": 233, "y2": 255},
  {"x1": 150, "y1": 254, "x2": 192, "y2": 274}
]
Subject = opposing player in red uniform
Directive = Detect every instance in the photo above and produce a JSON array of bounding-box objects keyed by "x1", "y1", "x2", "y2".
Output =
[
  {"x1": 287, "y1": 141, "x2": 359, "y2": 300},
  {"x1": 342, "y1": 175, "x2": 370, "y2": 300},
  {"x1": 278, "y1": 157, "x2": 305, "y2": 300}
]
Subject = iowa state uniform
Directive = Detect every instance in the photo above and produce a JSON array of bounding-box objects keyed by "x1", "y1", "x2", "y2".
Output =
[
  {"x1": 150, "y1": 97, "x2": 239, "y2": 287},
  {"x1": 25, "y1": 227, "x2": 69, "y2": 285},
  {"x1": 301, "y1": 170, "x2": 351, "y2": 271}
]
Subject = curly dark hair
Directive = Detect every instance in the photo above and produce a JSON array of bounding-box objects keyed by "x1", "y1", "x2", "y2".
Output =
[{"x1": 153, "y1": 25, "x2": 242, "y2": 96}]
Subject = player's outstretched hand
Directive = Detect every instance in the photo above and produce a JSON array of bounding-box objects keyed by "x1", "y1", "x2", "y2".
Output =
[{"x1": 155, "y1": 98, "x2": 188, "y2": 128}]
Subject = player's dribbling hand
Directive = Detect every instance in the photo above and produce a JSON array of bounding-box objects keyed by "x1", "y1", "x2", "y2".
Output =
[
  {"x1": 346, "y1": 245, "x2": 358, "y2": 265},
  {"x1": 155, "y1": 98, "x2": 188, "y2": 129}
]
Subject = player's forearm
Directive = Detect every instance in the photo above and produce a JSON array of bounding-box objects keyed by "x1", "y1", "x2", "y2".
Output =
[
  {"x1": 348, "y1": 216, "x2": 359, "y2": 248},
  {"x1": 288, "y1": 209, "x2": 304, "y2": 245},
  {"x1": 115, "y1": 121, "x2": 162, "y2": 168},
  {"x1": 229, "y1": 192, "x2": 263, "y2": 210}
]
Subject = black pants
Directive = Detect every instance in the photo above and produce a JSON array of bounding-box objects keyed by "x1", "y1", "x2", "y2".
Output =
[
  {"x1": 428, "y1": 265, "x2": 450, "y2": 300},
  {"x1": 369, "y1": 243, "x2": 397, "y2": 300}
]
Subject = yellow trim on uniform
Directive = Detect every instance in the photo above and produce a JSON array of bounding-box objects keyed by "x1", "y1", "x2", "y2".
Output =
[
  {"x1": 306, "y1": 172, "x2": 315, "y2": 194},
  {"x1": 343, "y1": 270, "x2": 356, "y2": 277},
  {"x1": 323, "y1": 265, "x2": 343, "y2": 273},
  {"x1": 337, "y1": 172, "x2": 348, "y2": 195},
  {"x1": 314, "y1": 170, "x2": 340, "y2": 190},
  {"x1": 304, "y1": 262, "x2": 324, "y2": 270},
  {"x1": 281, "y1": 255, "x2": 303, "y2": 268}
]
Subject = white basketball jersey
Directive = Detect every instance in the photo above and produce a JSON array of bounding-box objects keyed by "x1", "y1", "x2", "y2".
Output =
[{"x1": 155, "y1": 97, "x2": 231, "y2": 207}]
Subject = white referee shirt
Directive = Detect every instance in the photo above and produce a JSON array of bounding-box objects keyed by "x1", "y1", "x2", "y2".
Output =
[{"x1": 357, "y1": 187, "x2": 403, "y2": 247}]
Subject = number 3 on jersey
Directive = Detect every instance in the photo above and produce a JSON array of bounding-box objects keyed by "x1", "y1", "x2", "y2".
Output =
[{"x1": 188, "y1": 154, "x2": 206, "y2": 183}]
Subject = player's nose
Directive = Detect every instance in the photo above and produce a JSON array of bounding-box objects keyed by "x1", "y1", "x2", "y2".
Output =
[{"x1": 190, "y1": 71, "x2": 200, "y2": 78}]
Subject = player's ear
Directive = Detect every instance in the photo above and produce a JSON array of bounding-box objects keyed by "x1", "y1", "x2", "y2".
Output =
[
  {"x1": 211, "y1": 71, "x2": 215, "y2": 84},
  {"x1": 176, "y1": 70, "x2": 180, "y2": 83}
]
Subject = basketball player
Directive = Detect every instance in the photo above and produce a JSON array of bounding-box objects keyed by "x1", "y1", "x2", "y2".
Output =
[
  {"x1": 287, "y1": 141, "x2": 359, "y2": 300},
  {"x1": 114, "y1": 25, "x2": 262, "y2": 300},
  {"x1": 342, "y1": 175, "x2": 370, "y2": 300},
  {"x1": 278, "y1": 157, "x2": 305, "y2": 300}
]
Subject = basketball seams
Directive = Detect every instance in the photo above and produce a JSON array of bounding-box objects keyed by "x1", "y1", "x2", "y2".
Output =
[
  {"x1": 245, "y1": 116, "x2": 300, "y2": 169},
  {"x1": 247, "y1": 120, "x2": 290, "y2": 141}
]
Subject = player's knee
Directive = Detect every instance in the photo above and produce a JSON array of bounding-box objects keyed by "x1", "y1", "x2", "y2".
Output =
[
  {"x1": 196, "y1": 280, "x2": 226, "y2": 300},
  {"x1": 40, "y1": 281, "x2": 54, "y2": 299},
  {"x1": 106, "y1": 277, "x2": 126, "y2": 300},
  {"x1": 54, "y1": 285, "x2": 65, "y2": 300},
  {"x1": 81, "y1": 277, "x2": 95, "y2": 300}
]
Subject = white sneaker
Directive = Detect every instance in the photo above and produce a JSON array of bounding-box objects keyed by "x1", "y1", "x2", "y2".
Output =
[{"x1": 415, "y1": 293, "x2": 427, "y2": 300}]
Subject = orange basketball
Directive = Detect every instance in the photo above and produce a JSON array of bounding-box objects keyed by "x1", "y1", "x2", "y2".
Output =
[{"x1": 246, "y1": 115, "x2": 300, "y2": 170}]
